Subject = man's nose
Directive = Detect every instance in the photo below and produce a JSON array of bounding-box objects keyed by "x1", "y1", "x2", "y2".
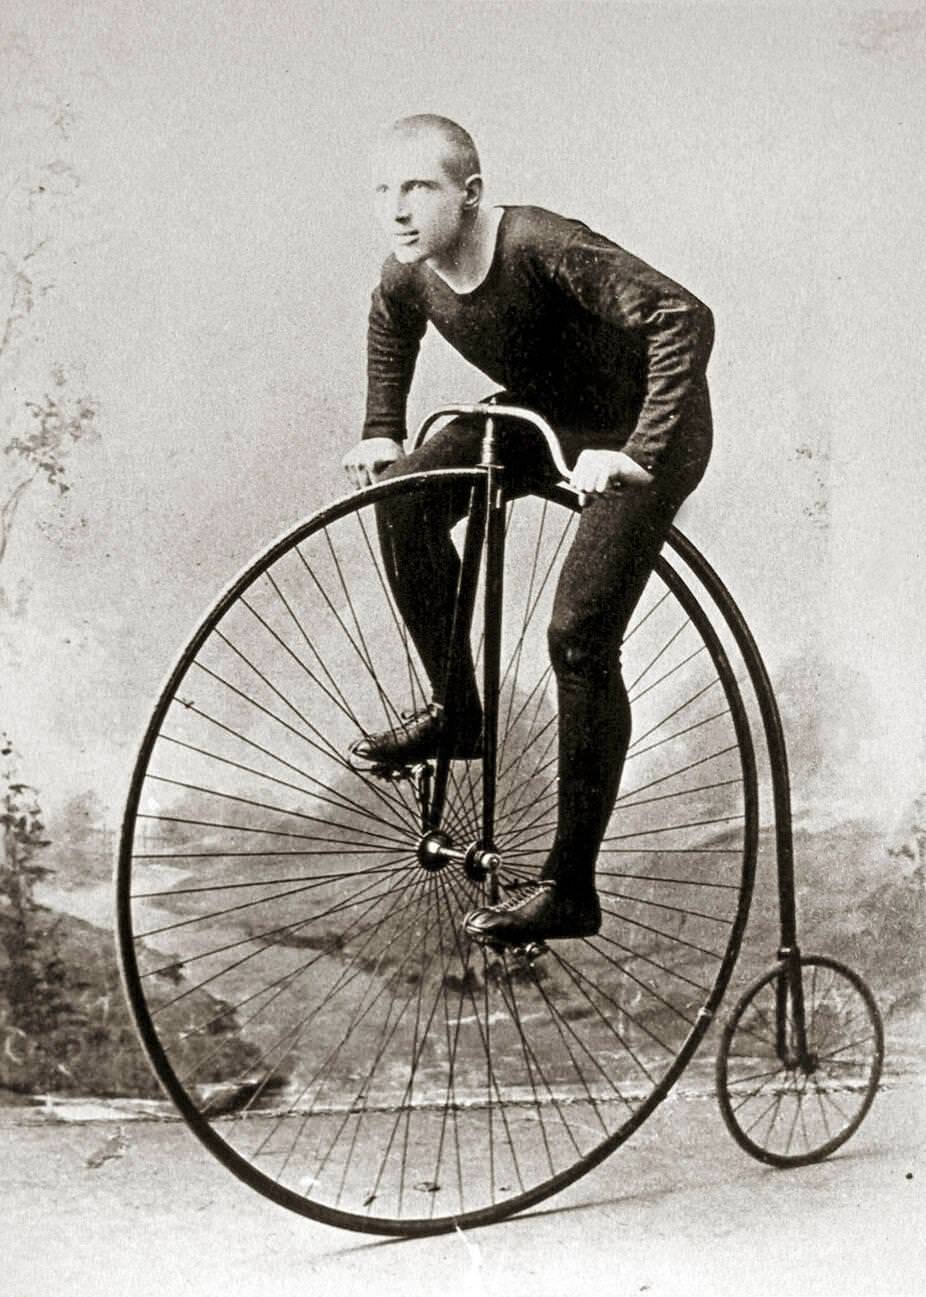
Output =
[{"x1": 392, "y1": 194, "x2": 411, "y2": 223}]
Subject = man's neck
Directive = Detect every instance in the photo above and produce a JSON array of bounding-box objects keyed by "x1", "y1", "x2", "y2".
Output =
[{"x1": 427, "y1": 206, "x2": 504, "y2": 293}]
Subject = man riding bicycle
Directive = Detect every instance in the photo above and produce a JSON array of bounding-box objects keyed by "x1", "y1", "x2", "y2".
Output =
[{"x1": 342, "y1": 114, "x2": 713, "y2": 948}]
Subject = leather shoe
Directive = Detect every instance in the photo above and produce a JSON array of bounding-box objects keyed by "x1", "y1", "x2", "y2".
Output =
[
  {"x1": 463, "y1": 879, "x2": 601, "y2": 946},
  {"x1": 349, "y1": 703, "x2": 482, "y2": 766}
]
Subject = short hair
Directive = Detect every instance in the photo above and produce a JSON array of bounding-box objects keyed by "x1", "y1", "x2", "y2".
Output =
[{"x1": 385, "y1": 114, "x2": 481, "y2": 185}]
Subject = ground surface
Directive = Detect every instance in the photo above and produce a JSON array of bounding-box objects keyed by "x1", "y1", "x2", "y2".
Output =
[{"x1": 5, "y1": 1076, "x2": 923, "y2": 1297}]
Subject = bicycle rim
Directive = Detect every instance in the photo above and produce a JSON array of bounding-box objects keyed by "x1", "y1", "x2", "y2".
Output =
[{"x1": 117, "y1": 471, "x2": 759, "y2": 1235}]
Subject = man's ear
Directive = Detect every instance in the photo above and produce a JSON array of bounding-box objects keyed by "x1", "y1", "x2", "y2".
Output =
[{"x1": 462, "y1": 173, "x2": 483, "y2": 209}]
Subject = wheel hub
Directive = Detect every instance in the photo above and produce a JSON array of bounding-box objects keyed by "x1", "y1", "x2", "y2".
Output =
[
  {"x1": 416, "y1": 831, "x2": 500, "y2": 881},
  {"x1": 416, "y1": 830, "x2": 455, "y2": 872}
]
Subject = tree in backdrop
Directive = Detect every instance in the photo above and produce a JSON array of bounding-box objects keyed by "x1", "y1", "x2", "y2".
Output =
[
  {"x1": 0, "y1": 35, "x2": 103, "y2": 1090},
  {"x1": 0, "y1": 734, "x2": 83, "y2": 1090},
  {"x1": 1, "y1": 368, "x2": 99, "y2": 571},
  {"x1": 1, "y1": 31, "x2": 104, "y2": 607}
]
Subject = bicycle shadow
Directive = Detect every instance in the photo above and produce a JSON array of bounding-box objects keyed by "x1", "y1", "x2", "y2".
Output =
[{"x1": 317, "y1": 1133, "x2": 887, "y2": 1262}]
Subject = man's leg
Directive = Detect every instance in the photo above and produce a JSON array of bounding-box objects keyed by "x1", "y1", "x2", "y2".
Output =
[
  {"x1": 352, "y1": 414, "x2": 550, "y2": 763},
  {"x1": 545, "y1": 484, "x2": 684, "y2": 878},
  {"x1": 464, "y1": 479, "x2": 688, "y2": 942},
  {"x1": 387, "y1": 420, "x2": 484, "y2": 720}
]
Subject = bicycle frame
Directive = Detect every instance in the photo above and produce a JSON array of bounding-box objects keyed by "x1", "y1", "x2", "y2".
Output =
[{"x1": 413, "y1": 400, "x2": 811, "y2": 1067}]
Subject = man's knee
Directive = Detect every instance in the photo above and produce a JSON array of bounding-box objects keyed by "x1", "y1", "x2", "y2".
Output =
[
  {"x1": 375, "y1": 471, "x2": 467, "y2": 543},
  {"x1": 547, "y1": 611, "x2": 613, "y2": 681}
]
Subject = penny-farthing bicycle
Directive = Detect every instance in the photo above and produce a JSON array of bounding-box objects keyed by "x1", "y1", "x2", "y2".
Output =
[{"x1": 117, "y1": 403, "x2": 883, "y2": 1236}]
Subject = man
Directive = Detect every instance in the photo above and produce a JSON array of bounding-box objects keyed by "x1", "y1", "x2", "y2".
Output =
[{"x1": 342, "y1": 114, "x2": 714, "y2": 947}]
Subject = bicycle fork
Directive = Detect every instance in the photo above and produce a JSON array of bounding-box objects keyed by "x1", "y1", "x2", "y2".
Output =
[
  {"x1": 423, "y1": 415, "x2": 506, "y2": 903},
  {"x1": 775, "y1": 948, "x2": 814, "y2": 1072}
]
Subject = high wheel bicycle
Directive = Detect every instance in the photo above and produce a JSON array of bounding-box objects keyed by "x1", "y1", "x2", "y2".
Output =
[{"x1": 117, "y1": 403, "x2": 883, "y2": 1235}]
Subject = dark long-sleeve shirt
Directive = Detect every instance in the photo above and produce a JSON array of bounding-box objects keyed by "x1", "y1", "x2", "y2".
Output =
[{"x1": 363, "y1": 205, "x2": 714, "y2": 475}]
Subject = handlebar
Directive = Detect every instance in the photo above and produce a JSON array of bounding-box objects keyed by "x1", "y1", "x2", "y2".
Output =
[{"x1": 411, "y1": 403, "x2": 572, "y2": 481}]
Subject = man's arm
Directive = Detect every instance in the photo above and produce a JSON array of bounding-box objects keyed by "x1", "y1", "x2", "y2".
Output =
[
  {"x1": 362, "y1": 279, "x2": 427, "y2": 443},
  {"x1": 343, "y1": 275, "x2": 428, "y2": 488},
  {"x1": 553, "y1": 226, "x2": 714, "y2": 475}
]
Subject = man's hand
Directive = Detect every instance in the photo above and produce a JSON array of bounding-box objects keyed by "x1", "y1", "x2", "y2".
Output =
[
  {"x1": 342, "y1": 437, "x2": 405, "y2": 490},
  {"x1": 569, "y1": 449, "x2": 654, "y2": 506}
]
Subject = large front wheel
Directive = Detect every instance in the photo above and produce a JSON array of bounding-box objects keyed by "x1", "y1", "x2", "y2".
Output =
[{"x1": 118, "y1": 471, "x2": 759, "y2": 1235}]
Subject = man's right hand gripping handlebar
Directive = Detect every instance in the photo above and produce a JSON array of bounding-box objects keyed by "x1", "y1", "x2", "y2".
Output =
[{"x1": 342, "y1": 436, "x2": 405, "y2": 490}]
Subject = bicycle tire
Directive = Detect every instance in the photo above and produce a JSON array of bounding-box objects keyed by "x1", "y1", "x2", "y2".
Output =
[{"x1": 117, "y1": 470, "x2": 760, "y2": 1235}]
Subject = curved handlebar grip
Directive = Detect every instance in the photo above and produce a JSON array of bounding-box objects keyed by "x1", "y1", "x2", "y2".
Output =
[{"x1": 411, "y1": 403, "x2": 572, "y2": 481}]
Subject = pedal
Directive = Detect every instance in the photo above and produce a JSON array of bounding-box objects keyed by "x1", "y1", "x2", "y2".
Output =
[
  {"x1": 348, "y1": 758, "x2": 417, "y2": 783},
  {"x1": 467, "y1": 929, "x2": 548, "y2": 963}
]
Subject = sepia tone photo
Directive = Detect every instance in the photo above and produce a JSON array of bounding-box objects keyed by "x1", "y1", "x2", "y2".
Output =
[{"x1": 2, "y1": 2, "x2": 923, "y2": 1294}]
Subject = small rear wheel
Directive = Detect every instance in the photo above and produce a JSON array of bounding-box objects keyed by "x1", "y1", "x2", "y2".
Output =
[{"x1": 716, "y1": 954, "x2": 883, "y2": 1167}]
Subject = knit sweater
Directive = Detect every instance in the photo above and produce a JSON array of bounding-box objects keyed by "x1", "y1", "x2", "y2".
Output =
[{"x1": 363, "y1": 205, "x2": 714, "y2": 474}]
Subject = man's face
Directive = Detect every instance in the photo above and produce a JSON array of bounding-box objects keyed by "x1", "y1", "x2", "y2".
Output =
[{"x1": 371, "y1": 132, "x2": 471, "y2": 265}]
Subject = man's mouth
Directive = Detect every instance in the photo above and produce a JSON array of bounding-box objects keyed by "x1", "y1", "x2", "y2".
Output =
[{"x1": 395, "y1": 232, "x2": 419, "y2": 243}]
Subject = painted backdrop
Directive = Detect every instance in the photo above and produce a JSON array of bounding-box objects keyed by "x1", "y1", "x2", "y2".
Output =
[{"x1": 2, "y1": 0, "x2": 924, "y2": 833}]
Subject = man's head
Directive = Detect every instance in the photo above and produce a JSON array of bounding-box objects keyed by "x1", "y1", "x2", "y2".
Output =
[{"x1": 371, "y1": 114, "x2": 482, "y2": 266}]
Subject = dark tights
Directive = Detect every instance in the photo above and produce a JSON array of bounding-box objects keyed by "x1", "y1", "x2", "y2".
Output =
[{"x1": 376, "y1": 413, "x2": 702, "y2": 894}]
